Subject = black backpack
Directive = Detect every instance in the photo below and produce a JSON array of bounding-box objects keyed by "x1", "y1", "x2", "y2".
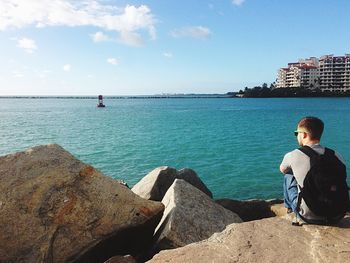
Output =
[{"x1": 298, "y1": 146, "x2": 349, "y2": 221}]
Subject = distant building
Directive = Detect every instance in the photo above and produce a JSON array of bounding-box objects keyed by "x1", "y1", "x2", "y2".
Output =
[
  {"x1": 276, "y1": 54, "x2": 350, "y2": 91},
  {"x1": 319, "y1": 54, "x2": 350, "y2": 92},
  {"x1": 276, "y1": 67, "x2": 288, "y2": 88},
  {"x1": 276, "y1": 58, "x2": 318, "y2": 89}
]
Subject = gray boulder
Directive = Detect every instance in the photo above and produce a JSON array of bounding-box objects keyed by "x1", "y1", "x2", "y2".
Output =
[
  {"x1": 216, "y1": 198, "x2": 284, "y2": 222},
  {"x1": 149, "y1": 214, "x2": 350, "y2": 263},
  {"x1": 132, "y1": 166, "x2": 212, "y2": 201},
  {"x1": 153, "y1": 179, "x2": 242, "y2": 252},
  {"x1": 0, "y1": 144, "x2": 164, "y2": 263}
]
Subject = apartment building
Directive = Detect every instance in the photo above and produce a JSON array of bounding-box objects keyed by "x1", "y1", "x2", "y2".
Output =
[
  {"x1": 319, "y1": 54, "x2": 350, "y2": 92},
  {"x1": 285, "y1": 63, "x2": 301, "y2": 87},
  {"x1": 276, "y1": 54, "x2": 350, "y2": 91},
  {"x1": 300, "y1": 65, "x2": 319, "y2": 88},
  {"x1": 276, "y1": 59, "x2": 318, "y2": 88},
  {"x1": 276, "y1": 67, "x2": 288, "y2": 88}
]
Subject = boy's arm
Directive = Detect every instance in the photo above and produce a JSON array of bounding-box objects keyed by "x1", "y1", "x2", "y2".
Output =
[
  {"x1": 280, "y1": 152, "x2": 292, "y2": 174},
  {"x1": 280, "y1": 164, "x2": 291, "y2": 174}
]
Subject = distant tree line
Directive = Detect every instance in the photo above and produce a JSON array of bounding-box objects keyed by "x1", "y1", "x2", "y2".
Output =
[{"x1": 231, "y1": 83, "x2": 350, "y2": 98}]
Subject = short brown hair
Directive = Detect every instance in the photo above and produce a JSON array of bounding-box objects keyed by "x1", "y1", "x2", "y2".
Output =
[{"x1": 298, "y1": 116, "x2": 324, "y2": 140}]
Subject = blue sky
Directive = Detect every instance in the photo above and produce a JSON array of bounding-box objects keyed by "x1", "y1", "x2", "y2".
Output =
[{"x1": 1, "y1": 0, "x2": 350, "y2": 95}]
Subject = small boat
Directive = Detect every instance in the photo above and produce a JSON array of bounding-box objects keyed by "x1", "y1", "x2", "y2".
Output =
[{"x1": 97, "y1": 95, "x2": 105, "y2": 107}]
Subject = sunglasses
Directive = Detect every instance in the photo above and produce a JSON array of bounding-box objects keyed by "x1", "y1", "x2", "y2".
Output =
[{"x1": 294, "y1": 130, "x2": 307, "y2": 136}]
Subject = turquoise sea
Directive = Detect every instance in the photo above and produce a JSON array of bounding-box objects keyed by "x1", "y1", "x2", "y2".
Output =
[{"x1": 1, "y1": 97, "x2": 350, "y2": 200}]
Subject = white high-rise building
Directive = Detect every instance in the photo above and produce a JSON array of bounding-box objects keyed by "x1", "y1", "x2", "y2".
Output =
[
  {"x1": 276, "y1": 59, "x2": 318, "y2": 88},
  {"x1": 319, "y1": 54, "x2": 350, "y2": 92},
  {"x1": 300, "y1": 64, "x2": 319, "y2": 89},
  {"x1": 276, "y1": 67, "x2": 288, "y2": 88},
  {"x1": 276, "y1": 54, "x2": 350, "y2": 91}
]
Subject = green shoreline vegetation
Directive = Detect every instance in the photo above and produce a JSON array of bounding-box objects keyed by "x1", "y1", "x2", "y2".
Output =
[{"x1": 235, "y1": 83, "x2": 350, "y2": 98}]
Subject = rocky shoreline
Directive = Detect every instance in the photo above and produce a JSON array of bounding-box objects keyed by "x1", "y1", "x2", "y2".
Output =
[{"x1": 0, "y1": 144, "x2": 349, "y2": 263}]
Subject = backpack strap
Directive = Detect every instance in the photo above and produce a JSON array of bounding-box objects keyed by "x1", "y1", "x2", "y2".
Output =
[
  {"x1": 295, "y1": 146, "x2": 319, "y2": 220},
  {"x1": 299, "y1": 146, "x2": 337, "y2": 160},
  {"x1": 298, "y1": 145, "x2": 319, "y2": 158},
  {"x1": 324, "y1": 147, "x2": 335, "y2": 157}
]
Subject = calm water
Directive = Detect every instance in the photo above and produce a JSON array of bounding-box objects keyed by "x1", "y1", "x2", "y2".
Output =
[{"x1": 1, "y1": 98, "x2": 350, "y2": 200}]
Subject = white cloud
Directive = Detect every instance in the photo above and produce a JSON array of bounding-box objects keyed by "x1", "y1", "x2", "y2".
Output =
[
  {"x1": 63, "y1": 64, "x2": 71, "y2": 72},
  {"x1": 91, "y1": 31, "x2": 111, "y2": 42},
  {"x1": 163, "y1": 52, "x2": 173, "y2": 58},
  {"x1": 36, "y1": 69, "x2": 51, "y2": 79},
  {"x1": 170, "y1": 26, "x2": 211, "y2": 40},
  {"x1": 0, "y1": 1, "x2": 157, "y2": 46},
  {"x1": 12, "y1": 70, "x2": 24, "y2": 78},
  {"x1": 232, "y1": 0, "x2": 245, "y2": 6},
  {"x1": 118, "y1": 30, "x2": 144, "y2": 47},
  {"x1": 17, "y1": 37, "x2": 37, "y2": 53},
  {"x1": 107, "y1": 58, "x2": 119, "y2": 65}
]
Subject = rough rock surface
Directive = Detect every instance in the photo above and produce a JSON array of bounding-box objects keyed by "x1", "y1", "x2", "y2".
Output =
[
  {"x1": 104, "y1": 255, "x2": 137, "y2": 263},
  {"x1": 270, "y1": 203, "x2": 289, "y2": 217},
  {"x1": 149, "y1": 214, "x2": 350, "y2": 263},
  {"x1": 0, "y1": 144, "x2": 164, "y2": 263},
  {"x1": 131, "y1": 166, "x2": 212, "y2": 201},
  {"x1": 153, "y1": 179, "x2": 242, "y2": 252},
  {"x1": 216, "y1": 198, "x2": 284, "y2": 221}
]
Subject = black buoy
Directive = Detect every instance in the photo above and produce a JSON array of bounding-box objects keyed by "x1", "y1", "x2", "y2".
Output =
[{"x1": 97, "y1": 95, "x2": 105, "y2": 107}]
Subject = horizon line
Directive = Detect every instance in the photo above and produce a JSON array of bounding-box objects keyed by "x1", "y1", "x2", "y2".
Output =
[{"x1": 0, "y1": 93, "x2": 235, "y2": 99}]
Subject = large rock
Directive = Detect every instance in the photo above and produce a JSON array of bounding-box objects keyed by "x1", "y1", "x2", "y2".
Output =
[
  {"x1": 216, "y1": 198, "x2": 284, "y2": 222},
  {"x1": 149, "y1": 214, "x2": 350, "y2": 263},
  {"x1": 104, "y1": 255, "x2": 137, "y2": 263},
  {"x1": 153, "y1": 179, "x2": 242, "y2": 252},
  {"x1": 0, "y1": 144, "x2": 164, "y2": 263},
  {"x1": 270, "y1": 203, "x2": 289, "y2": 217},
  {"x1": 132, "y1": 166, "x2": 212, "y2": 201}
]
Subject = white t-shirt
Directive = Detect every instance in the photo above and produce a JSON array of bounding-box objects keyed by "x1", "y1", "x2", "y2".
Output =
[{"x1": 280, "y1": 144, "x2": 345, "y2": 221}]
